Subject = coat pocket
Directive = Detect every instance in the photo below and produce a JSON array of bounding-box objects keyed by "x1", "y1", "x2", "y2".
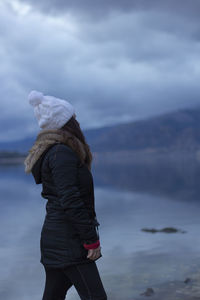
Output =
[{"x1": 69, "y1": 236, "x2": 88, "y2": 259}]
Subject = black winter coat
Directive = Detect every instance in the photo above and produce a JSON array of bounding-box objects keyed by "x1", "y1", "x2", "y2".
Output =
[{"x1": 31, "y1": 143, "x2": 101, "y2": 269}]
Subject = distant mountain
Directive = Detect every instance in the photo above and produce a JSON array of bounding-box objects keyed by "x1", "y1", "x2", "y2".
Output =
[
  {"x1": 1, "y1": 106, "x2": 200, "y2": 154},
  {"x1": 86, "y1": 107, "x2": 200, "y2": 152}
]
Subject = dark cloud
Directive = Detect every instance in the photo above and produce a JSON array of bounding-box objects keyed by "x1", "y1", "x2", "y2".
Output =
[
  {"x1": 18, "y1": 0, "x2": 200, "y2": 21},
  {"x1": 0, "y1": 1, "x2": 200, "y2": 141}
]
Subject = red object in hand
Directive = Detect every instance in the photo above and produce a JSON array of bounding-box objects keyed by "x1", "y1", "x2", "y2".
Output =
[{"x1": 83, "y1": 240, "x2": 100, "y2": 250}]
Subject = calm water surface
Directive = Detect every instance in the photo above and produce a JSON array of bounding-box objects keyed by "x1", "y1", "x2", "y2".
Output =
[{"x1": 0, "y1": 156, "x2": 200, "y2": 299}]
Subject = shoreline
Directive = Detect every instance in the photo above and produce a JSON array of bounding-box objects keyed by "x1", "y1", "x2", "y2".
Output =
[
  {"x1": 0, "y1": 149, "x2": 200, "y2": 166},
  {"x1": 0, "y1": 156, "x2": 26, "y2": 165},
  {"x1": 134, "y1": 271, "x2": 200, "y2": 300}
]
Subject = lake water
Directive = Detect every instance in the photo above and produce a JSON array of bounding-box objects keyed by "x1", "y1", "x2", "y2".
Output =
[{"x1": 0, "y1": 155, "x2": 200, "y2": 300}]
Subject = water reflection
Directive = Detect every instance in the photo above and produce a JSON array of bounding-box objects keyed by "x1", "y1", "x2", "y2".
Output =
[
  {"x1": 93, "y1": 153, "x2": 200, "y2": 202},
  {"x1": 0, "y1": 156, "x2": 200, "y2": 299}
]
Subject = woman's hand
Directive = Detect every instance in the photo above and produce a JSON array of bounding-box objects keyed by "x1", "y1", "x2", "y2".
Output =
[{"x1": 87, "y1": 246, "x2": 102, "y2": 261}]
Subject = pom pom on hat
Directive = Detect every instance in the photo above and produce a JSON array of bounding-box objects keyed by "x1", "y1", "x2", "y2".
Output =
[
  {"x1": 28, "y1": 90, "x2": 44, "y2": 106},
  {"x1": 28, "y1": 90, "x2": 75, "y2": 130}
]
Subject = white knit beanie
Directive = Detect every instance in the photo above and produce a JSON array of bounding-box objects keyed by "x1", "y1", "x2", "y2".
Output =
[{"x1": 28, "y1": 90, "x2": 75, "y2": 130}]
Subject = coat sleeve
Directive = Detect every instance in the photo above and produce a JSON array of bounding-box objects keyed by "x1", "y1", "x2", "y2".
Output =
[{"x1": 48, "y1": 144, "x2": 100, "y2": 245}]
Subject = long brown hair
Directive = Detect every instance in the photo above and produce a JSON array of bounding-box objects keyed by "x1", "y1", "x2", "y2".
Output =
[{"x1": 60, "y1": 116, "x2": 93, "y2": 169}]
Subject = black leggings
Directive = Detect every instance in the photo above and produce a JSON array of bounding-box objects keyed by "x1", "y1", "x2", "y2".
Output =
[{"x1": 42, "y1": 261, "x2": 107, "y2": 300}]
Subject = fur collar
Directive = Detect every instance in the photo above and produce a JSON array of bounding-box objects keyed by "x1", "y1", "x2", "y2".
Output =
[{"x1": 24, "y1": 129, "x2": 90, "y2": 174}]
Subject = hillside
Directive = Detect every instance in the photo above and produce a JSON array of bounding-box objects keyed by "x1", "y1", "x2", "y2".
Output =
[
  {"x1": 1, "y1": 106, "x2": 200, "y2": 154},
  {"x1": 86, "y1": 107, "x2": 200, "y2": 152}
]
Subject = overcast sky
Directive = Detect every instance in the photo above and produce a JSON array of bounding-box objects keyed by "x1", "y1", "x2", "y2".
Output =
[{"x1": 1, "y1": 0, "x2": 200, "y2": 141}]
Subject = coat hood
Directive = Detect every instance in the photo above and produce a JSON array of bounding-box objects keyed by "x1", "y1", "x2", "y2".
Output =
[{"x1": 24, "y1": 129, "x2": 91, "y2": 184}]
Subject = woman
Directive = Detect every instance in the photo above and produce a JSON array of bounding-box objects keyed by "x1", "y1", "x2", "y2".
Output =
[{"x1": 24, "y1": 91, "x2": 107, "y2": 300}]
